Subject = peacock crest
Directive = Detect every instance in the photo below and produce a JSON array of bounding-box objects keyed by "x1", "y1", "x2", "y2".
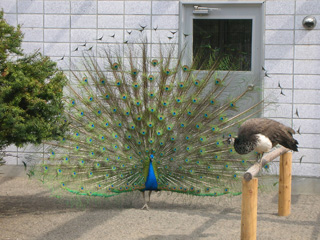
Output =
[{"x1": 28, "y1": 42, "x2": 263, "y2": 200}]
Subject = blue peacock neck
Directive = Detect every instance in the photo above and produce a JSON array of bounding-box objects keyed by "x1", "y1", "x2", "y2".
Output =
[{"x1": 144, "y1": 155, "x2": 158, "y2": 191}]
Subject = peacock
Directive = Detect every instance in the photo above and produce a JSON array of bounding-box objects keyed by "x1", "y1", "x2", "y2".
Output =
[{"x1": 27, "y1": 42, "x2": 264, "y2": 209}]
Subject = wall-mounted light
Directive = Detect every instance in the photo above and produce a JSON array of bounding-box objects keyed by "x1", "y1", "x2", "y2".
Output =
[{"x1": 302, "y1": 16, "x2": 317, "y2": 30}]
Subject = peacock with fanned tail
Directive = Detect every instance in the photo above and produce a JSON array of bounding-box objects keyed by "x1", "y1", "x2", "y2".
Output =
[{"x1": 28, "y1": 42, "x2": 264, "y2": 209}]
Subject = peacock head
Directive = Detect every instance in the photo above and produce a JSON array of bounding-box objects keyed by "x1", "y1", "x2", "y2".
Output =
[{"x1": 150, "y1": 154, "x2": 154, "y2": 162}]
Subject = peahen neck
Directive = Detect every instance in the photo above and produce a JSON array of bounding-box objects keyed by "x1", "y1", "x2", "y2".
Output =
[
  {"x1": 234, "y1": 137, "x2": 255, "y2": 155},
  {"x1": 144, "y1": 160, "x2": 158, "y2": 190}
]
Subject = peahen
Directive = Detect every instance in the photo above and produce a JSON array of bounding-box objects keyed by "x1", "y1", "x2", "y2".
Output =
[
  {"x1": 230, "y1": 118, "x2": 299, "y2": 156},
  {"x1": 27, "y1": 42, "x2": 264, "y2": 209}
]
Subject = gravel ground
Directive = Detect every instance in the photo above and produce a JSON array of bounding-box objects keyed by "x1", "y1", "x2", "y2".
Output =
[{"x1": 1, "y1": 166, "x2": 320, "y2": 240}]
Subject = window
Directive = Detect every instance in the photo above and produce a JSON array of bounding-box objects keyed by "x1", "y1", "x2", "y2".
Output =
[{"x1": 181, "y1": 2, "x2": 264, "y2": 80}]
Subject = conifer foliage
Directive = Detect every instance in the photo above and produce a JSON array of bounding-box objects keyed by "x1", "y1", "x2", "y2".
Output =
[{"x1": 0, "y1": 11, "x2": 68, "y2": 150}]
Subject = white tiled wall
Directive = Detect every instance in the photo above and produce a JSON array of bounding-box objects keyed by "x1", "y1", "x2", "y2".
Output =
[
  {"x1": 1, "y1": 0, "x2": 319, "y2": 177},
  {"x1": 264, "y1": 0, "x2": 320, "y2": 177}
]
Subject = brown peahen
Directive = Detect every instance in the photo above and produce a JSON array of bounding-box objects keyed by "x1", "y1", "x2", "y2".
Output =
[
  {"x1": 27, "y1": 42, "x2": 264, "y2": 209},
  {"x1": 232, "y1": 118, "x2": 299, "y2": 156}
]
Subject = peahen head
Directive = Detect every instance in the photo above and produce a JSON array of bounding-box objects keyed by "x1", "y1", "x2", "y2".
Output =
[
  {"x1": 227, "y1": 136, "x2": 235, "y2": 145},
  {"x1": 227, "y1": 136, "x2": 253, "y2": 155}
]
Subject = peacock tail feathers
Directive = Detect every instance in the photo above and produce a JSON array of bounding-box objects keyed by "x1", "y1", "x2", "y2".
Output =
[{"x1": 28, "y1": 42, "x2": 263, "y2": 198}]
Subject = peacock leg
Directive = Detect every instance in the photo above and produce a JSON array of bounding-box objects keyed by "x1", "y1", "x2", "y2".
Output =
[{"x1": 141, "y1": 191, "x2": 151, "y2": 210}]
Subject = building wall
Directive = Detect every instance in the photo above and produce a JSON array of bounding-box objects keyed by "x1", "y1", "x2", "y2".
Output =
[{"x1": 1, "y1": 0, "x2": 319, "y2": 177}]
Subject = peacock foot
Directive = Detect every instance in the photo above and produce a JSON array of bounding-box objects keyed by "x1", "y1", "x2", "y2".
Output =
[{"x1": 141, "y1": 203, "x2": 150, "y2": 210}]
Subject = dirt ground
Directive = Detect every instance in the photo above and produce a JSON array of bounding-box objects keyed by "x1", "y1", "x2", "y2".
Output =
[{"x1": 1, "y1": 166, "x2": 320, "y2": 240}]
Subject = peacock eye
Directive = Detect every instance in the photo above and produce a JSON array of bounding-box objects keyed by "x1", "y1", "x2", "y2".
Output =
[
  {"x1": 151, "y1": 59, "x2": 158, "y2": 66},
  {"x1": 182, "y1": 65, "x2": 189, "y2": 72},
  {"x1": 148, "y1": 75, "x2": 154, "y2": 81}
]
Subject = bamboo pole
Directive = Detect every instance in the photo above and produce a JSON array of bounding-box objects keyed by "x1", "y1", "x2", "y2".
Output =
[
  {"x1": 278, "y1": 152, "x2": 292, "y2": 216},
  {"x1": 241, "y1": 178, "x2": 258, "y2": 240}
]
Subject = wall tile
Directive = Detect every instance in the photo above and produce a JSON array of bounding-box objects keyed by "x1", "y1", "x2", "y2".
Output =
[
  {"x1": 265, "y1": 30, "x2": 294, "y2": 44},
  {"x1": 124, "y1": 15, "x2": 151, "y2": 29},
  {"x1": 96, "y1": 29, "x2": 124, "y2": 43},
  {"x1": 293, "y1": 104, "x2": 320, "y2": 119},
  {"x1": 98, "y1": 1, "x2": 124, "y2": 15},
  {"x1": 18, "y1": 0, "x2": 43, "y2": 14},
  {"x1": 295, "y1": 30, "x2": 320, "y2": 44},
  {"x1": 18, "y1": 14, "x2": 43, "y2": 28},
  {"x1": 18, "y1": 144, "x2": 42, "y2": 153},
  {"x1": 3, "y1": 155, "x2": 18, "y2": 165},
  {"x1": 264, "y1": 88, "x2": 293, "y2": 104},
  {"x1": 123, "y1": 29, "x2": 151, "y2": 43},
  {"x1": 265, "y1": 45, "x2": 293, "y2": 59},
  {"x1": 152, "y1": 15, "x2": 179, "y2": 30},
  {"x1": 98, "y1": 15, "x2": 124, "y2": 29},
  {"x1": 152, "y1": 30, "x2": 179, "y2": 44},
  {"x1": 152, "y1": 43, "x2": 179, "y2": 58},
  {"x1": 292, "y1": 163, "x2": 320, "y2": 177},
  {"x1": 294, "y1": 89, "x2": 320, "y2": 104},
  {"x1": 265, "y1": 60, "x2": 293, "y2": 74},
  {"x1": 71, "y1": 1, "x2": 97, "y2": 14},
  {"x1": 293, "y1": 119, "x2": 320, "y2": 134},
  {"x1": 45, "y1": 15, "x2": 70, "y2": 28},
  {"x1": 294, "y1": 75, "x2": 320, "y2": 89},
  {"x1": 294, "y1": 60, "x2": 320, "y2": 74},
  {"x1": 44, "y1": 1, "x2": 70, "y2": 14},
  {"x1": 71, "y1": 29, "x2": 97, "y2": 43},
  {"x1": 266, "y1": 15, "x2": 294, "y2": 30},
  {"x1": 125, "y1": 1, "x2": 151, "y2": 15},
  {"x1": 295, "y1": 45, "x2": 320, "y2": 60},
  {"x1": 296, "y1": 0, "x2": 320, "y2": 15},
  {"x1": 0, "y1": 0, "x2": 17, "y2": 13},
  {"x1": 44, "y1": 43, "x2": 69, "y2": 57},
  {"x1": 152, "y1": 1, "x2": 179, "y2": 15},
  {"x1": 3, "y1": 14, "x2": 17, "y2": 26},
  {"x1": 71, "y1": 15, "x2": 97, "y2": 29},
  {"x1": 17, "y1": 153, "x2": 43, "y2": 165},
  {"x1": 4, "y1": 145, "x2": 17, "y2": 153},
  {"x1": 56, "y1": 58, "x2": 70, "y2": 70},
  {"x1": 263, "y1": 74, "x2": 293, "y2": 88},
  {"x1": 292, "y1": 148, "x2": 320, "y2": 163},
  {"x1": 294, "y1": 133, "x2": 320, "y2": 149},
  {"x1": 21, "y1": 42, "x2": 43, "y2": 54},
  {"x1": 21, "y1": 28, "x2": 43, "y2": 42},
  {"x1": 264, "y1": 103, "x2": 293, "y2": 118},
  {"x1": 44, "y1": 29, "x2": 69, "y2": 42},
  {"x1": 266, "y1": 0, "x2": 295, "y2": 15}
]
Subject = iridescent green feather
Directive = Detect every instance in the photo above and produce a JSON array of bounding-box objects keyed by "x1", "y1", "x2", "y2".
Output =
[{"x1": 27, "y1": 42, "x2": 263, "y2": 198}]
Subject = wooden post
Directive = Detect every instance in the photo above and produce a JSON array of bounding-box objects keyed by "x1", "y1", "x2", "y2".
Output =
[
  {"x1": 241, "y1": 178, "x2": 258, "y2": 240},
  {"x1": 278, "y1": 152, "x2": 292, "y2": 216}
]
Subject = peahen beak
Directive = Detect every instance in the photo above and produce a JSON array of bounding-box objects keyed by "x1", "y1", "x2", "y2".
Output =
[{"x1": 227, "y1": 137, "x2": 235, "y2": 145}]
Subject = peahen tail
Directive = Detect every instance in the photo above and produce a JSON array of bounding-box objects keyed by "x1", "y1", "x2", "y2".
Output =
[{"x1": 27, "y1": 42, "x2": 263, "y2": 198}]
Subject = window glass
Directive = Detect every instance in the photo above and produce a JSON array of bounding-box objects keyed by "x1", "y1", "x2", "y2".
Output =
[{"x1": 193, "y1": 19, "x2": 252, "y2": 71}]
